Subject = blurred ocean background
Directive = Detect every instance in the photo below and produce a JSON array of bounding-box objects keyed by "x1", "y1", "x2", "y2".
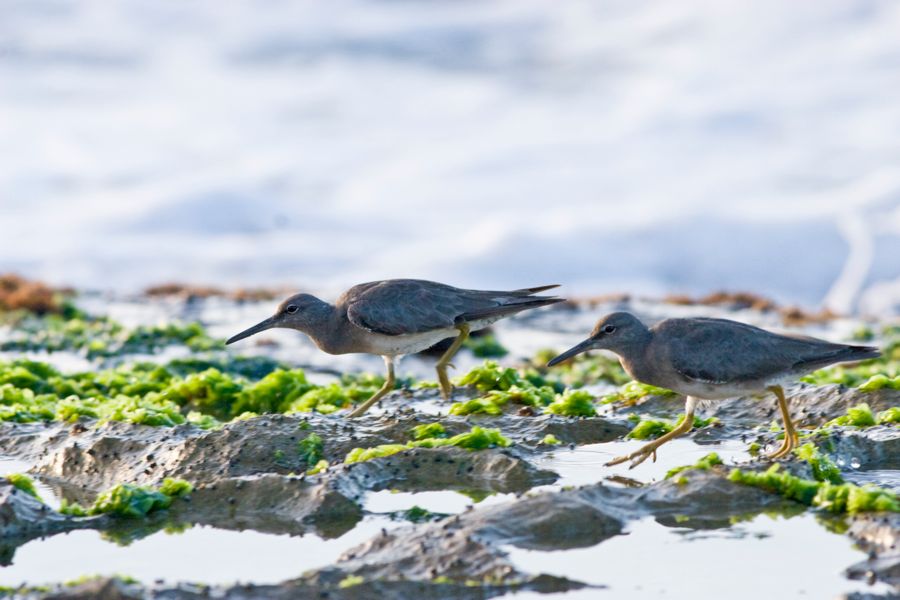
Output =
[{"x1": 1, "y1": 0, "x2": 899, "y2": 315}]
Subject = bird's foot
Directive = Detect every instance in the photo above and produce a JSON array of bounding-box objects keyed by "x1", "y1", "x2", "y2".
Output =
[
  {"x1": 764, "y1": 433, "x2": 798, "y2": 460},
  {"x1": 605, "y1": 447, "x2": 658, "y2": 469}
]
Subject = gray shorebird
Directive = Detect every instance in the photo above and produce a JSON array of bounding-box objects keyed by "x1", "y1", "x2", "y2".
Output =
[
  {"x1": 227, "y1": 279, "x2": 563, "y2": 417},
  {"x1": 548, "y1": 312, "x2": 880, "y2": 468}
]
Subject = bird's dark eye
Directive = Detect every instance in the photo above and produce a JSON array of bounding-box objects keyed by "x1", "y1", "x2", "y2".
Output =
[
  {"x1": 603, "y1": 324, "x2": 616, "y2": 334},
  {"x1": 285, "y1": 304, "x2": 299, "y2": 314}
]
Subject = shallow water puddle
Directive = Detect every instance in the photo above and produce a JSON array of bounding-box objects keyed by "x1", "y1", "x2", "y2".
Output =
[
  {"x1": 0, "y1": 517, "x2": 399, "y2": 587},
  {"x1": 364, "y1": 489, "x2": 515, "y2": 515},
  {"x1": 505, "y1": 513, "x2": 892, "y2": 599},
  {"x1": 844, "y1": 469, "x2": 900, "y2": 493},
  {"x1": 533, "y1": 438, "x2": 753, "y2": 486},
  {"x1": 0, "y1": 456, "x2": 61, "y2": 510}
]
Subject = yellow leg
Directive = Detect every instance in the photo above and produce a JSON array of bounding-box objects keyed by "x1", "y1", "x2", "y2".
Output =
[
  {"x1": 606, "y1": 397, "x2": 698, "y2": 469},
  {"x1": 765, "y1": 385, "x2": 799, "y2": 459},
  {"x1": 436, "y1": 323, "x2": 470, "y2": 400},
  {"x1": 348, "y1": 356, "x2": 395, "y2": 418}
]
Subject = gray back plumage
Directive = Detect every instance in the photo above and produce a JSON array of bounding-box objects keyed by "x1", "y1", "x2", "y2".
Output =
[
  {"x1": 339, "y1": 279, "x2": 561, "y2": 336},
  {"x1": 656, "y1": 317, "x2": 880, "y2": 384}
]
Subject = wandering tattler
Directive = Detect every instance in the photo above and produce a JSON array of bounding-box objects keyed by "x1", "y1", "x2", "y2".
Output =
[
  {"x1": 548, "y1": 312, "x2": 880, "y2": 467},
  {"x1": 226, "y1": 279, "x2": 563, "y2": 417}
]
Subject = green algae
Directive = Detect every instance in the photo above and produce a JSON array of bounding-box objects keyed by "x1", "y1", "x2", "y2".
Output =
[
  {"x1": 449, "y1": 397, "x2": 506, "y2": 416},
  {"x1": 859, "y1": 374, "x2": 900, "y2": 391},
  {"x1": 0, "y1": 358, "x2": 388, "y2": 427},
  {"x1": 452, "y1": 361, "x2": 587, "y2": 416},
  {"x1": 449, "y1": 385, "x2": 556, "y2": 416},
  {"x1": 411, "y1": 422, "x2": 447, "y2": 440},
  {"x1": 235, "y1": 369, "x2": 317, "y2": 415},
  {"x1": 801, "y1": 345, "x2": 898, "y2": 389},
  {"x1": 62, "y1": 574, "x2": 139, "y2": 588},
  {"x1": 287, "y1": 381, "x2": 379, "y2": 415},
  {"x1": 298, "y1": 433, "x2": 324, "y2": 466},
  {"x1": 822, "y1": 402, "x2": 900, "y2": 428},
  {"x1": 531, "y1": 348, "x2": 630, "y2": 388},
  {"x1": 464, "y1": 334, "x2": 509, "y2": 358},
  {"x1": 728, "y1": 465, "x2": 900, "y2": 514},
  {"x1": 0, "y1": 313, "x2": 220, "y2": 358},
  {"x1": 601, "y1": 381, "x2": 678, "y2": 406},
  {"x1": 345, "y1": 444, "x2": 409, "y2": 464},
  {"x1": 664, "y1": 453, "x2": 723, "y2": 479},
  {"x1": 852, "y1": 326, "x2": 875, "y2": 341},
  {"x1": 794, "y1": 443, "x2": 843, "y2": 484},
  {"x1": 338, "y1": 575, "x2": 365, "y2": 589},
  {"x1": 307, "y1": 460, "x2": 329, "y2": 475},
  {"x1": 344, "y1": 426, "x2": 511, "y2": 464},
  {"x1": 539, "y1": 433, "x2": 561, "y2": 445},
  {"x1": 403, "y1": 505, "x2": 439, "y2": 523},
  {"x1": 158, "y1": 478, "x2": 193, "y2": 498},
  {"x1": 455, "y1": 361, "x2": 522, "y2": 392},
  {"x1": 877, "y1": 406, "x2": 900, "y2": 424},
  {"x1": 826, "y1": 403, "x2": 877, "y2": 427},
  {"x1": 5, "y1": 473, "x2": 41, "y2": 501},
  {"x1": 167, "y1": 355, "x2": 288, "y2": 379},
  {"x1": 58, "y1": 499, "x2": 88, "y2": 517},
  {"x1": 545, "y1": 390, "x2": 596, "y2": 417},
  {"x1": 415, "y1": 426, "x2": 511, "y2": 451},
  {"x1": 60, "y1": 478, "x2": 193, "y2": 519},
  {"x1": 626, "y1": 414, "x2": 718, "y2": 440}
]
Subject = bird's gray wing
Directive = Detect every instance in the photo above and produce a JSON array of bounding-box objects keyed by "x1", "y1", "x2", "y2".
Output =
[
  {"x1": 343, "y1": 279, "x2": 560, "y2": 336},
  {"x1": 343, "y1": 280, "x2": 497, "y2": 336},
  {"x1": 661, "y1": 318, "x2": 857, "y2": 384}
]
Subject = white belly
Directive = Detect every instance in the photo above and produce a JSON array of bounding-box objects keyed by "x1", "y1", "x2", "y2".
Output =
[
  {"x1": 670, "y1": 374, "x2": 794, "y2": 400},
  {"x1": 361, "y1": 317, "x2": 502, "y2": 357}
]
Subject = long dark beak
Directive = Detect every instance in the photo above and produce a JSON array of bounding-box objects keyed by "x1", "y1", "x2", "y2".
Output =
[
  {"x1": 226, "y1": 316, "x2": 278, "y2": 345},
  {"x1": 547, "y1": 338, "x2": 595, "y2": 366}
]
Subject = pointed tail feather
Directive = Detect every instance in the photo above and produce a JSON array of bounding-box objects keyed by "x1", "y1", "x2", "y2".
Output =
[
  {"x1": 459, "y1": 297, "x2": 565, "y2": 322},
  {"x1": 795, "y1": 344, "x2": 881, "y2": 372},
  {"x1": 840, "y1": 345, "x2": 882, "y2": 361},
  {"x1": 510, "y1": 284, "x2": 560, "y2": 295}
]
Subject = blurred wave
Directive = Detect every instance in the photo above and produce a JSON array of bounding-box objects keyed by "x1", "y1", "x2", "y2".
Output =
[{"x1": 0, "y1": 0, "x2": 899, "y2": 314}]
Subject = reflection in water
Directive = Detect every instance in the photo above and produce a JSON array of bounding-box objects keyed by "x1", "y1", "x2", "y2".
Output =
[
  {"x1": 505, "y1": 514, "x2": 893, "y2": 599},
  {"x1": 0, "y1": 518, "x2": 398, "y2": 587},
  {"x1": 532, "y1": 438, "x2": 753, "y2": 487},
  {"x1": 364, "y1": 489, "x2": 515, "y2": 515},
  {"x1": 0, "y1": 457, "x2": 60, "y2": 510}
]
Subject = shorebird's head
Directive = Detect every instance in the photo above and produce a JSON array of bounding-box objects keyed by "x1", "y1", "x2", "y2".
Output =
[
  {"x1": 547, "y1": 312, "x2": 649, "y2": 366},
  {"x1": 226, "y1": 293, "x2": 329, "y2": 345}
]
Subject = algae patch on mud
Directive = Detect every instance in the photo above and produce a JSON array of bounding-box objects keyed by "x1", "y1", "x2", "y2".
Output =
[
  {"x1": 626, "y1": 414, "x2": 718, "y2": 440},
  {"x1": 823, "y1": 402, "x2": 900, "y2": 428},
  {"x1": 450, "y1": 362, "x2": 597, "y2": 417},
  {"x1": 728, "y1": 465, "x2": 900, "y2": 514},
  {"x1": 794, "y1": 443, "x2": 843, "y2": 484},
  {"x1": 5, "y1": 473, "x2": 41, "y2": 501},
  {"x1": 801, "y1": 336, "x2": 899, "y2": 391},
  {"x1": 344, "y1": 426, "x2": 512, "y2": 464},
  {"x1": 664, "y1": 453, "x2": 724, "y2": 480},
  {"x1": 1, "y1": 313, "x2": 220, "y2": 358},
  {"x1": 0, "y1": 358, "x2": 389, "y2": 427},
  {"x1": 60, "y1": 478, "x2": 193, "y2": 519},
  {"x1": 601, "y1": 380, "x2": 678, "y2": 406}
]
